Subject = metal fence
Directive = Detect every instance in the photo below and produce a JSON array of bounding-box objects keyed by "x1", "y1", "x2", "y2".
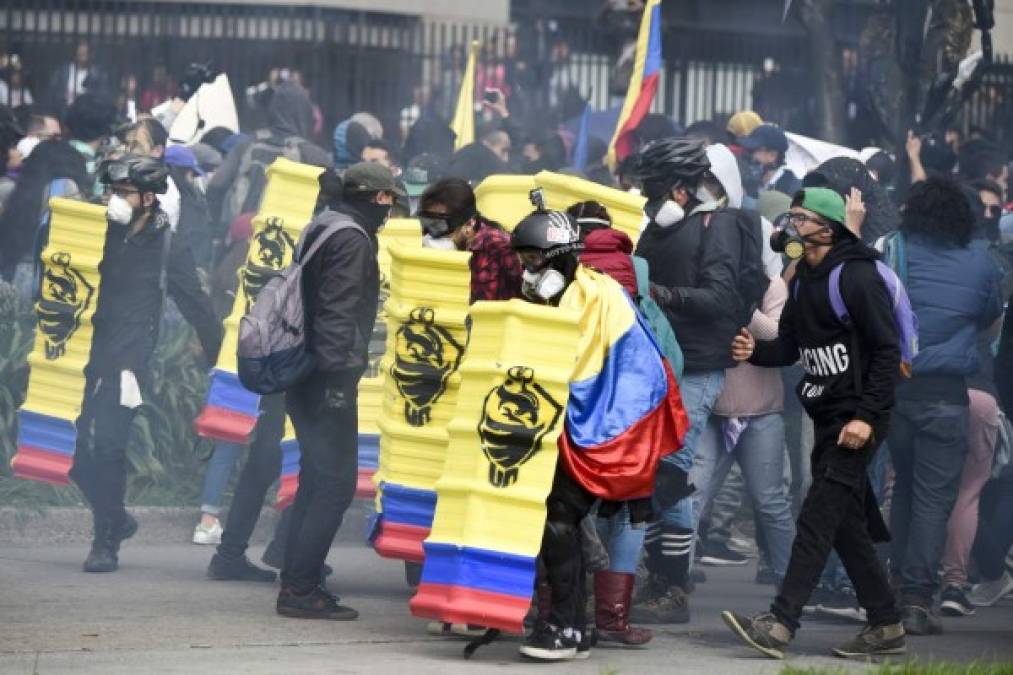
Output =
[{"x1": 0, "y1": 0, "x2": 1008, "y2": 156}]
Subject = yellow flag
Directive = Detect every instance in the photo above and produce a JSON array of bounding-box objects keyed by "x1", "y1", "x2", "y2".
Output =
[{"x1": 451, "y1": 41, "x2": 480, "y2": 151}]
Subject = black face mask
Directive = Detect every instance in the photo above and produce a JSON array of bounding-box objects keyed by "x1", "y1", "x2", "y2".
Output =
[{"x1": 355, "y1": 201, "x2": 391, "y2": 232}]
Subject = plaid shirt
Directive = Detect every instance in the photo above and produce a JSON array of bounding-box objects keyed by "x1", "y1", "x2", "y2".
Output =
[{"x1": 468, "y1": 222, "x2": 523, "y2": 304}]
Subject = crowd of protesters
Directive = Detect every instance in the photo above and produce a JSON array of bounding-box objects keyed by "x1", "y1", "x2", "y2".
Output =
[{"x1": 1, "y1": 38, "x2": 1013, "y2": 664}]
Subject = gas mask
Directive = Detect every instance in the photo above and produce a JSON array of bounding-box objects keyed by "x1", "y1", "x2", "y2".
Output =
[
  {"x1": 422, "y1": 234, "x2": 458, "y2": 250},
  {"x1": 106, "y1": 194, "x2": 136, "y2": 226},
  {"x1": 648, "y1": 199, "x2": 686, "y2": 228},
  {"x1": 521, "y1": 267, "x2": 566, "y2": 303},
  {"x1": 769, "y1": 215, "x2": 832, "y2": 260}
]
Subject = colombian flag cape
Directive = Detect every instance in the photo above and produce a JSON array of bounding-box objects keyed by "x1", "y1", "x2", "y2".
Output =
[{"x1": 557, "y1": 267, "x2": 687, "y2": 500}]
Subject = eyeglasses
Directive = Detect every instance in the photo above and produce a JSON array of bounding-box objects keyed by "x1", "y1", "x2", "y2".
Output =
[{"x1": 783, "y1": 212, "x2": 829, "y2": 228}]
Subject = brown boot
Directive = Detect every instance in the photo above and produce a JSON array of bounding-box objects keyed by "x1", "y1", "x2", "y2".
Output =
[{"x1": 595, "y1": 571, "x2": 653, "y2": 646}]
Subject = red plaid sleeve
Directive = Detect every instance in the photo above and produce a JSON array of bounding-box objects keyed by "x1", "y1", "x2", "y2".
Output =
[{"x1": 468, "y1": 226, "x2": 523, "y2": 303}]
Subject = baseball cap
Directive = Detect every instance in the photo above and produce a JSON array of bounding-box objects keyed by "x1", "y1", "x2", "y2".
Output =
[
  {"x1": 164, "y1": 145, "x2": 205, "y2": 176},
  {"x1": 402, "y1": 154, "x2": 445, "y2": 198},
  {"x1": 791, "y1": 187, "x2": 846, "y2": 227},
  {"x1": 343, "y1": 161, "x2": 396, "y2": 194},
  {"x1": 740, "y1": 123, "x2": 789, "y2": 154},
  {"x1": 727, "y1": 110, "x2": 763, "y2": 138}
]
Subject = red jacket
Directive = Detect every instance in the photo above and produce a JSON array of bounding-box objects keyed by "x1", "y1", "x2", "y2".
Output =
[{"x1": 579, "y1": 228, "x2": 637, "y2": 297}]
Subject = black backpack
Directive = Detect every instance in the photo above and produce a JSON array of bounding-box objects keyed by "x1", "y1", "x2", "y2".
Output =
[
  {"x1": 224, "y1": 135, "x2": 303, "y2": 226},
  {"x1": 726, "y1": 208, "x2": 769, "y2": 320}
]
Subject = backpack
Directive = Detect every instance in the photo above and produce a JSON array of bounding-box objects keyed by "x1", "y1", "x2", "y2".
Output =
[
  {"x1": 795, "y1": 256, "x2": 919, "y2": 378},
  {"x1": 237, "y1": 214, "x2": 367, "y2": 394},
  {"x1": 632, "y1": 255, "x2": 684, "y2": 382},
  {"x1": 708, "y1": 209, "x2": 769, "y2": 322},
  {"x1": 224, "y1": 135, "x2": 303, "y2": 227}
]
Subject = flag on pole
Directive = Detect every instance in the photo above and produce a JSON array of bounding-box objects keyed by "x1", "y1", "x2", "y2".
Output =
[
  {"x1": 451, "y1": 41, "x2": 480, "y2": 151},
  {"x1": 606, "y1": 0, "x2": 662, "y2": 169},
  {"x1": 571, "y1": 102, "x2": 592, "y2": 172}
]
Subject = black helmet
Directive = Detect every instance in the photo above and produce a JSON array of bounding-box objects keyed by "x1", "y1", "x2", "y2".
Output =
[
  {"x1": 510, "y1": 209, "x2": 581, "y2": 261},
  {"x1": 99, "y1": 154, "x2": 169, "y2": 194},
  {"x1": 629, "y1": 137, "x2": 710, "y2": 201}
]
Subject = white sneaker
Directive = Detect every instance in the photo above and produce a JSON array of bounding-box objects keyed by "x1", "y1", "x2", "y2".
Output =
[
  {"x1": 192, "y1": 520, "x2": 223, "y2": 545},
  {"x1": 968, "y1": 571, "x2": 1013, "y2": 607}
]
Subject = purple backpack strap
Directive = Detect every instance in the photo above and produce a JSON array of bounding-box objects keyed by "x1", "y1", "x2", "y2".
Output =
[{"x1": 828, "y1": 262, "x2": 849, "y2": 323}]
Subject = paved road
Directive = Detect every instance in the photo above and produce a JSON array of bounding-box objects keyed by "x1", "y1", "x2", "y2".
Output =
[{"x1": 1, "y1": 540, "x2": 1012, "y2": 674}]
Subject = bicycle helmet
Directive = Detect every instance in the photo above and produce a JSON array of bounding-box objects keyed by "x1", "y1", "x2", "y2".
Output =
[
  {"x1": 629, "y1": 137, "x2": 710, "y2": 202},
  {"x1": 98, "y1": 154, "x2": 170, "y2": 194},
  {"x1": 511, "y1": 209, "x2": 581, "y2": 262}
]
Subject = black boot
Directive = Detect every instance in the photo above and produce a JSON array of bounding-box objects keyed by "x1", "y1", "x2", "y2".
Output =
[{"x1": 82, "y1": 512, "x2": 136, "y2": 573}]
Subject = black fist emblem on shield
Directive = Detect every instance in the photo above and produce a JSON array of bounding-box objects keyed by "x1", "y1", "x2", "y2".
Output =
[
  {"x1": 241, "y1": 217, "x2": 294, "y2": 312},
  {"x1": 479, "y1": 366, "x2": 564, "y2": 488},
  {"x1": 37, "y1": 252, "x2": 94, "y2": 361},
  {"x1": 390, "y1": 307, "x2": 465, "y2": 427}
]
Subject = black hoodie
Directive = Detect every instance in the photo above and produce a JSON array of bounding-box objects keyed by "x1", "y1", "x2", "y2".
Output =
[{"x1": 750, "y1": 237, "x2": 900, "y2": 433}]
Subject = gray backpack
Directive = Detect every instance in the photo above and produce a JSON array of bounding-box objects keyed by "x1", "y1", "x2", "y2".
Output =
[{"x1": 237, "y1": 214, "x2": 366, "y2": 394}]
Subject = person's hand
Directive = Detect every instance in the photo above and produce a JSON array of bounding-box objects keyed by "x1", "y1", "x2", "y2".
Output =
[
  {"x1": 837, "y1": 419, "x2": 873, "y2": 450},
  {"x1": 845, "y1": 187, "x2": 865, "y2": 237},
  {"x1": 482, "y1": 88, "x2": 509, "y2": 118},
  {"x1": 905, "y1": 130, "x2": 922, "y2": 161},
  {"x1": 649, "y1": 282, "x2": 675, "y2": 309},
  {"x1": 731, "y1": 327, "x2": 755, "y2": 362}
]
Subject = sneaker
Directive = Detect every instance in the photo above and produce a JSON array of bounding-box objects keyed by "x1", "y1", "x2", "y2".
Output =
[
  {"x1": 754, "y1": 563, "x2": 780, "y2": 587},
  {"x1": 192, "y1": 520, "x2": 223, "y2": 545},
  {"x1": 803, "y1": 584, "x2": 835, "y2": 615},
  {"x1": 816, "y1": 586, "x2": 866, "y2": 623},
  {"x1": 699, "y1": 542, "x2": 751, "y2": 566},
  {"x1": 519, "y1": 623, "x2": 579, "y2": 661},
  {"x1": 629, "y1": 584, "x2": 690, "y2": 624},
  {"x1": 968, "y1": 571, "x2": 1013, "y2": 607},
  {"x1": 260, "y1": 545, "x2": 333, "y2": 580},
  {"x1": 940, "y1": 585, "x2": 976, "y2": 617},
  {"x1": 575, "y1": 626, "x2": 595, "y2": 660},
  {"x1": 276, "y1": 584, "x2": 358, "y2": 620},
  {"x1": 207, "y1": 553, "x2": 277, "y2": 582},
  {"x1": 901, "y1": 604, "x2": 943, "y2": 636},
  {"x1": 720, "y1": 611, "x2": 791, "y2": 660},
  {"x1": 832, "y1": 622, "x2": 906, "y2": 659}
]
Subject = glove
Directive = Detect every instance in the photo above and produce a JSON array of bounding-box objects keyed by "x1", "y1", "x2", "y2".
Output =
[
  {"x1": 649, "y1": 282, "x2": 680, "y2": 310},
  {"x1": 652, "y1": 463, "x2": 694, "y2": 510}
]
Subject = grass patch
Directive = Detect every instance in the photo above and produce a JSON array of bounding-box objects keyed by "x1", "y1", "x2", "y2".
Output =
[{"x1": 782, "y1": 661, "x2": 1013, "y2": 675}]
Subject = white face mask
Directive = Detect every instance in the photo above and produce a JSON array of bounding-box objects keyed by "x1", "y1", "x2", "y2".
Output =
[
  {"x1": 521, "y1": 268, "x2": 566, "y2": 302},
  {"x1": 106, "y1": 194, "x2": 135, "y2": 225},
  {"x1": 653, "y1": 200, "x2": 685, "y2": 228},
  {"x1": 695, "y1": 185, "x2": 720, "y2": 205},
  {"x1": 422, "y1": 234, "x2": 458, "y2": 250}
]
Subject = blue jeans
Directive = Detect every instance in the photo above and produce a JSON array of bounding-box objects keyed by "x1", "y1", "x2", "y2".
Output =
[
  {"x1": 596, "y1": 504, "x2": 645, "y2": 574},
  {"x1": 659, "y1": 370, "x2": 725, "y2": 531},
  {"x1": 199, "y1": 441, "x2": 244, "y2": 515},
  {"x1": 690, "y1": 413, "x2": 796, "y2": 578}
]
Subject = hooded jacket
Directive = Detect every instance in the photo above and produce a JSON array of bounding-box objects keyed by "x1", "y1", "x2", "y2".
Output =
[
  {"x1": 262, "y1": 83, "x2": 331, "y2": 167},
  {"x1": 580, "y1": 228, "x2": 637, "y2": 297},
  {"x1": 635, "y1": 206, "x2": 744, "y2": 373},
  {"x1": 895, "y1": 233, "x2": 1002, "y2": 402},
  {"x1": 298, "y1": 204, "x2": 381, "y2": 382},
  {"x1": 750, "y1": 237, "x2": 900, "y2": 432}
]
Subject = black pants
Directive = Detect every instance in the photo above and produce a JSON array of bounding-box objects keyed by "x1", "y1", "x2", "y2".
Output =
[
  {"x1": 217, "y1": 393, "x2": 287, "y2": 560},
  {"x1": 69, "y1": 376, "x2": 136, "y2": 524},
  {"x1": 281, "y1": 372, "x2": 360, "y2": 594},
  {"x1": 973, "y1": 470, "x2": 1013, "y2": 581},
  {"x1": 772, "y1": 422, "x2": 899, "y2": 632},
  {"x1": 540, "y1": 467, "x2": 596, "y2": 630}
]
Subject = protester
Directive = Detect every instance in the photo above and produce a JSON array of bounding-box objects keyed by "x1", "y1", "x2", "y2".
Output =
[
  {"x1": 510, "y1": 207, "x2": 686, "y2": 660},
  {"x1": 447, "y1": 126, "x2": 511, "y2": 184},
  {"x1": 63, "y1": 91, "x2": 118, "y2": 193},
  {"x1": 417, "y1": 177, "x2": 521, "y2": 302},
  {"x1": 276, "y1": 162, "x2": 394, "y2": 620},
  {"x1": 332, "y1": 112, "x2": 383, "y2": 171},
  {"x1": 164, "y1": 144, "x2": 213, "y2": 268},
  {"x1": 739, "y1": 123, "x2": 801, "y2": 197},
  {"x1": 887, "y1": 177, "x2": 1003, "y2": 634},
  {"x1": 629, "y1": 138, "x2": 748, "y2": 624},
  {"x1": 47, "y1": 40, "x2": 107, "y2": 109},
  {"x1": 722, "y1": 187, "x2": 905, "y2": 660},
  {"x1": 71, "y1": 155, "x2": 220, "y2": 573}
]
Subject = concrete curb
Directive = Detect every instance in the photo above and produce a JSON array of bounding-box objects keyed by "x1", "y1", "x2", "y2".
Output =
[{"x1": 0, "y1": 501, "x2": 374, "y2": 545}]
